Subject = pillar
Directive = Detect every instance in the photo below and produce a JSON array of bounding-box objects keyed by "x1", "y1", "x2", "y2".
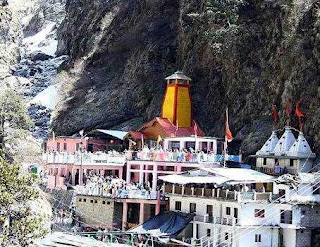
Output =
[
  {"x1": 176, "y1": 164, "x2": 182, "y2": 173},
  {"x1": 139, "y1": 163, "x2": 144, "y2": 184},
  {"x1": 118, "y1": 168, "x2": 123, "y2": 180},
  {"x1": 122, "y1": 202, "x2": 128, "y2": 230},
  {"x1": 152, "y1": 164, "x2": 158, "y2": 191},
  {"x1": 57, "y1": 166, "x2": 62, "y2": 176},
  {"x1": 79, "y1": 167, "x2": 83, "y2": 185},
  {"x1": 155, "y1": 201, "x2": 160, "y2": 215},
  {"x1": 139, "y1": 203, "x2": 145, "y2": 224},
  {"x1": 71, "y1": 168, "x2": 76, "y2": 185},
  {"x1": 126, "y1": 163, "x2": 131, "y2": 184}
]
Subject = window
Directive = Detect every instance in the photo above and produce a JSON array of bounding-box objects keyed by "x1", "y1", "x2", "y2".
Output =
[
  {"x1": 255, "y1": 209, "x2": 265, "y2": 218},
  {"x1": 102, "y1": 201, "x2": 105, "y2": 204},
  {"x1": 290, "y1": 159, "x2": 294, "y2": 167},
  {"x1": 190, "y1": 203, "x2": 196, "y2": 213},
  {"x1": 83, "y1": 199, "x2": 86, "y2": 202},
  {"x1": 78, "y1": 198, "x2": 82, "y2": 202},
  {"x1": 225, "y1": 233, "x2": 229, "y2": 240},
  {"x1": 107, "y1": 201, "x2": 111, "y2": 205},
  {"x1": 206, "y1": 205, "x2": 213, "y2": 216},
  {"x1": 95, "y1": 200, "x2": 98, "y2": 203},
  {"x1": 234, "y1": 208, "x2": 238, "y2": 218},
  {"x1": 313, "y1": 186, "x2": 320, "y2": 195},
  {"x1": 175, "y1": 201, "x2": 181, "y2": 211},
  {"x1": 255, "y1": 234, "x2": 261, "y2": 242},
  {"x1": 207, "y1": 229, "x2": 211, "y2": 237},
  {"x1": 90, "y1": 200, "x2": 93, "y2": 203},
  {"x1": 226, "y1": 207, "x2": 231, "y2": 215},
  {"x1": 63, "y1": 143, "x2": 67, "y2": 151},
  {"x1": 302, "y1": 210, "x2": 306, "y2": 215},
  {"x1": 280, "y1": 210, "x2": 292, "y2": 224},
  {"x1": 76, "y1": 143, "x2": 80, "y2": 151},
  {"x1": 57, "y1": 142, "x2": 60, "y2": 151},
  {"x1": 263, "y1": 158, "x2": 267, "y2": 166}
]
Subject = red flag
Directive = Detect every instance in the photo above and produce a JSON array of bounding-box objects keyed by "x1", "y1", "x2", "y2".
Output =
[
  {"x1": 295, "y1": 102, "x2": 304, "y2": 130},
  {"x1": 225, "y1": 109, "x2": 233, "y2": 142},
  {"x1": 285, "y1": 100, "x2": 292, "y2": 117},
  {"x1": 193, "y1": 121, "x2": 198, "y2": 138},
  {"x1": 295, "y1": 102, "x2": 304, "y2": 118},
  {"x1": 272, "y1": 105, "x2": 278, "y2": 123}
]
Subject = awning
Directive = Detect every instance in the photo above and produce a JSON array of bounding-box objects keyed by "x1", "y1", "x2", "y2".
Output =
[
  {"x1": 95, "y1": 129, "x2": 128, "y2": 140},
  {"x1": 159, "y1": 170, "x2": 227, "y2": 185},
  {"x1": 36, "y1": 232, "x2": 129, "y2": 247},
  {"x1": 129, "y1": 211, "x2": 194, "y2": 242}
]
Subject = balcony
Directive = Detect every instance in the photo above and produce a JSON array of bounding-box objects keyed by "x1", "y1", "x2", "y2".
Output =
[
  {"x1": 129, "y1": 150, "x2": 241, "y2": 164},
  {"x1": 193, "y1": 215, "x2": 238, "y2": 226},
  {"x1": 164, "y1": 184, "x2": 272, "y2": 202},
  {"x1": 256, "y1": 166, "x2": 297, "y2": 176},
  {"x1": 43, "y1": 152, "x2": 126, "y2": 166}
]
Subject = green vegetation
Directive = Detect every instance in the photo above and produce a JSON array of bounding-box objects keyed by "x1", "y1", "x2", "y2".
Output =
[
  {"x1": 0, "y1": 158, "x2": 47, "y2": 246},
  {"x1": 0, "y1": 90, "x2": 32, "y2": 148}
]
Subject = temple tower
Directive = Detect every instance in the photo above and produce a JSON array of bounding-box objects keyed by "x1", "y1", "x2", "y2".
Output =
[{"x1": 161, "y1": 71, "x2": 192, "y2": 127}]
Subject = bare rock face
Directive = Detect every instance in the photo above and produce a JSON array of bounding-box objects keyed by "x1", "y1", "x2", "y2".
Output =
[{"x1": 53, "y1": 0, "x2": 320, "y2": 158}]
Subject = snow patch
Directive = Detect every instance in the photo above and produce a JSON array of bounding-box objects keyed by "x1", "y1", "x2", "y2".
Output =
[
  {"x1": 23, "y1": 22, "x2": 58, "y2": 57},
  {"x1": 30, "y1": 83, "x2": 60, "y2": 110}
]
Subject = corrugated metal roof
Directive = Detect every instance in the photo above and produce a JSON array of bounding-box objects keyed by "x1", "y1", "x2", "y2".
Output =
[
  {"x1": 165, "y1": 71, "x2": 192, "y2": 81},
  {"x1": 95, "y1": 129, "x2": 128, "y2": 140}
]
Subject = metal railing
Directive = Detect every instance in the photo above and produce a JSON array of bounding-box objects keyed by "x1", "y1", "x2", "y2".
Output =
[{"x1": 193, "y1": 215, "x2": 239, "y2": 226}]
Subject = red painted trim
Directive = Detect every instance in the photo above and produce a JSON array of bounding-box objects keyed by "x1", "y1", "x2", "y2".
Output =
[
  {"x1": 161, "y1": 83, "x2": 170, "y2": 117},
  {"x1": 187, "y1": 84, "x2": 192, "y2": 127},
  {"x1": 173, "y1": 84, "x2": 178, "y2": 125}
]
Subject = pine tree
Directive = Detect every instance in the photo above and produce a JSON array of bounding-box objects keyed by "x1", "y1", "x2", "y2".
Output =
[{"x1": 0, "y1": 158, "x2": 48, "y2": 246}]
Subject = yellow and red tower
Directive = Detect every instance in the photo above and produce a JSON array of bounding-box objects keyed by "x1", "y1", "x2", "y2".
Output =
[{"x1": 161, "y1": 71, "x2": 192, "y2": 127}]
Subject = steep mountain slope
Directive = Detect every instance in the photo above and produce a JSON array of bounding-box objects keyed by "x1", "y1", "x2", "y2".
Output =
[{"x1": 53, "y1": 0, "x2": 320, "y2": 157}]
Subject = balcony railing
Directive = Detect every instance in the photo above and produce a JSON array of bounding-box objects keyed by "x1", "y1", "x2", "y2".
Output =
[
  {"x1": 129, "y1": 151, "x2": 241, "y2": 164},
  {"x1": 75, "y1": 186, "x2": 162, "y2": 200},
  {"x1": 256, "y1": 166, "x2": 297, "y2": 176},
  {"x1": 164, "y1": 184, "x2": 272, "y2": 202},
  {"x1": 193, "y1": 215, "x2": 239, "y2": 226},
  {"x1": 43, "y1": 152, "x2": 126, "y2": 166}
]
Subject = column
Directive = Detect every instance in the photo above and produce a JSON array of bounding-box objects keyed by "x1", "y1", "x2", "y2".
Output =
[
  {"x1": 122, "y1": 202, "x2": 128, "y2": 230},
  {"x1": 179, "y1": 141, "x2": 185, "y2": 151},
  {"x1": 139, "y1": 203, "x2": 145, "y2": 224},
  {"x1": 71, "y1": 168, "x2": 76, "y2": 185},
  {"x1": 79, "y1": 167, "x2": 83, "y2": 185},
  {"x1": 176, "y1": 164, "x2": 182, "y2": 173},
  {"x1": 193, "y1": 223, "x2": 197, "y2": 240},
  {"x1": 152, "y1": 164, "x2": 158, "y2": 191},
  {"x1": 139, "y1": 163, "x2": 144, "y2": 184},
  {"x1": 155, "y1": 201, "x2": 160, "y2": 215},
  {"x1": 118, "y1": 168, "x2": 123, "y2": 180},
  {"x1": 126, "y1": 163, "x2": 131, "y2": 184},
  {"x1": 57, "y1": 166, "x2": 62, "y2": 177},
  {"x1": 100, "y1": 169, "x2": 104, "y2": 176}
]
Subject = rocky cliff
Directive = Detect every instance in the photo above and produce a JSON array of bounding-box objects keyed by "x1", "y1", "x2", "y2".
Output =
[{"x1": 53, "y1": 0, "x2": 320, "y2": 157}]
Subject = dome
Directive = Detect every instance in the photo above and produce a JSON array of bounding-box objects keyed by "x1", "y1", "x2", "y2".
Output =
[
  {"x1": 288, "y1": 132, "x2": 315, "y2": 158},
  {"x1": 274, "y1": 126, "x2": 296, "y2": 156},
  {"x1": 256, "y1": 131, "x2": 279, "y2": 155}
]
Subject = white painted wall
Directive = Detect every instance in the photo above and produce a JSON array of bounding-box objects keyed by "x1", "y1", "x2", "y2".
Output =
[{"x1": 282, "y1": 228, "x2": 296, "y2": 247}]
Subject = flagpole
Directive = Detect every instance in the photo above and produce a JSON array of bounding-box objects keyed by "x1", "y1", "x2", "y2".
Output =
[{"x1": 224, "y1": 109, "x2": 228, "y2": 168}]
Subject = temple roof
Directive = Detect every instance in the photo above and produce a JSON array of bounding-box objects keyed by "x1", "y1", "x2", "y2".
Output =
[
  {"x1": 256, "y1": 131, "x2": 279, "y2": 156},
  {"x1": 288, "y1": 132, "x2": 316, "y2": 158},
  {"x1": 274, "y1": 126, "x2": 296, "y2": 156},
  {"x1": 165, "y1": 71, "x2": 192, "y2": 81}
]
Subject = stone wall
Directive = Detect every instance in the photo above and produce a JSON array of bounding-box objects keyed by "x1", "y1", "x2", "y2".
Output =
[{"x1": 75, "y1": 195, "x2": 122, "y2": 229}]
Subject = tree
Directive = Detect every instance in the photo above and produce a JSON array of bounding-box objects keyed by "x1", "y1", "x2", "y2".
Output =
[
  {"x1": 0, "y1": 90, "x2": 32, "y2": 147},
  {"x1": 0, "y1": 158, "x2": 48, "y2": 246}
]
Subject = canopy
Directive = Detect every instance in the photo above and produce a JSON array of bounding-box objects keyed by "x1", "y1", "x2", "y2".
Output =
[
  {"x1": 95, "y1": 129, "x2": 128, "y2": 140},
  {"x1": 129, "y1": 211, "x2": 193, "y2": 241},
  {"x1": 159, "y1": 168, "x2": 275, "y2": 185},
  {"x1": 36, "y1": 232, "x2": 129, "y2": 247},
  {"x1": 159, "y1": 170, "x2": 227, "y2": 185}
]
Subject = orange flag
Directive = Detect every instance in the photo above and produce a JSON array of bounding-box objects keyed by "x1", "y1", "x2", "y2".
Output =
[
  {"x1": 295, "y1": 102, "x2": 304, "y2": 118},
  {"x1": 225, "y1": 109, "x2": 233, "y2": 142}
]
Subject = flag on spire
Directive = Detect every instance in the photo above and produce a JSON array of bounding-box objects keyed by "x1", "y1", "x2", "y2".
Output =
[
  {"x1": 272, "y1": 105, "x2": 278, "y2": 123},
  {"x1": 225, "y1": 109, "x2": 233, "y2": 142},
  {"x1": 193, "y1": 121, "x2": 198, "y2": 138},
  {"x1": 295, "y1": 102, "x2": 304, "y2": 130}
]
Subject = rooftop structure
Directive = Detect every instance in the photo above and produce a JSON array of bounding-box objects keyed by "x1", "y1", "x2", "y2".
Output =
[{"x1": 274, "y1": 126, "x2": 296, "y2": 156}]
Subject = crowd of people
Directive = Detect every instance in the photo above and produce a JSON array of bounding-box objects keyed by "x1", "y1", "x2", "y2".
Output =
[
  {"x1": 131, "y1": 146, "x2": 216, "y2": 163},
  {"x1": 75, "y1": 173, "x2": 161, "y2": 200}
]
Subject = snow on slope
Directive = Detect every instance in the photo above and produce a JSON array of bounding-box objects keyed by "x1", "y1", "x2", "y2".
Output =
[{"x1": 30, "y1": 83, "x2": 60, "y2": 110}]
